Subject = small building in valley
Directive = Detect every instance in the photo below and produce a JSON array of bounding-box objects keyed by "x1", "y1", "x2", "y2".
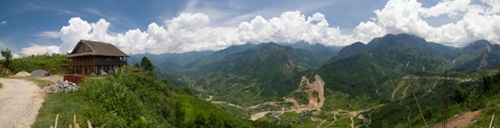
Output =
[{"x1": 67, "y1": 40, "x2": 128, "y2": 75}]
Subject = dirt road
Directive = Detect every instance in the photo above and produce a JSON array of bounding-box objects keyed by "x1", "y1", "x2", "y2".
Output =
[
  {"x1": 433, "y1": 110, "x2": 481, "y2": 128},
  {"x1": 251, "y1": 111, "x2": 271, "y2": 121},
  {"x1": 0, "y1": 78, "x2": 44, "y2": 128}
]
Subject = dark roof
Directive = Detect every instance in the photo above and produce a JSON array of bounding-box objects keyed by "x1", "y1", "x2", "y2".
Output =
[{"x1": 67, "y1": 40, "x2": 129, "y2": 57}]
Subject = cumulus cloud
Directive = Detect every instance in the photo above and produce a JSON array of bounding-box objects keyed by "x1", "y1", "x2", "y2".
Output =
[
  {"x1": 22, "y1": 44, "x2": 59, "y2": 56},
  {"x1": 238, "y1": 12, "x2": 354, "y2": 46},
  {"x1": 352, "y1": 0, "x2": 500, "y2": 47},
  {"x1": 41, "y1": 11, "x2": 354, "y2": 54},
  {"x1": 12, "y1": 53, "x2": 21, "y2": 59},
  {"x1": 59, "y1": 17, "x2": 92, "y2": 53},
  {"x1": 481, "y1": 0, "x2": 500, "y2": 13},
  {"x1": 419, "y1": 0, "x2": 471, "y2": 17},
  {"x1": 26, "y1": 0, "x2": 500, "y2": 55}
]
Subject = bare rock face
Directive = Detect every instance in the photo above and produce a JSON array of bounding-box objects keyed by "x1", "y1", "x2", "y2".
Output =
[
  {"x1": 289, "y1": 74, "x2": 325, "y2": 110},
  {"x1": 477, "y1": 44, "x2": 491, "y2": 70}
]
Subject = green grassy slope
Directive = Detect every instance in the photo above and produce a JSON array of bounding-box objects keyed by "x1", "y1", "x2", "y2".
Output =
[
  {"x1": 190, "y1": 43, "x2": 327, "y2": 106},
  {"x1": 33, "y1": 72, "x2": 283, "y2": 127}
]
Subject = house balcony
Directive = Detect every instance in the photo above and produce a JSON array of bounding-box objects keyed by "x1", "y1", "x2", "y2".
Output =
[{"x1": 69, "y1": 60, "x2": 127, "y2": 66}]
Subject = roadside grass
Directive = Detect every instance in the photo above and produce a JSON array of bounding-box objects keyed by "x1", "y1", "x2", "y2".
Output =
[
  {"x1": 469, "y1": 95, "x2": 500, "y2": 127},
  {"x1": 32, "y1": 92, "x2": 87, "y2": 128},
  {"x1": 0, "y1": 82, "x2": 3, "y2": 89},
  {"x1": 19, "y1": 76, "x2": 87, "y2": 127},
  {"x1": 21, "y1": 77, "x2": 54, "y2": 88}
]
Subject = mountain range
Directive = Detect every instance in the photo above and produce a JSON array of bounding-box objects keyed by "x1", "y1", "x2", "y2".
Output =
[{"x1": 128, "y1": 33, "x2": 500, "y2": 127}]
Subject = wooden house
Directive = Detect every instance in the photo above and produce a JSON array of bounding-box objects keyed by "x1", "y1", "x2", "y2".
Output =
[{"x1": 67, "y1": 40, "x2": 128, "y2": 75}]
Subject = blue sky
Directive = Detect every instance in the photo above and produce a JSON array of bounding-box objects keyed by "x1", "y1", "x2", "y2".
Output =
[{"x1": 0, "y1": 0, "x2": 499, "y2": 56}]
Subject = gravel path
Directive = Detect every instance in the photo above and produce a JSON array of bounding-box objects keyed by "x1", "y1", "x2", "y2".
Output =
[{"x1": 0, "y1": 78, "x2": 44, "y2": 128}]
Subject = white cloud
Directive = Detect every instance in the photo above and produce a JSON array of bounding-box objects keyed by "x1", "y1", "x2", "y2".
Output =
[
  {"x1": 354, "y1": 21, "x2": 387, "y2": 43},
  {"x1": 238, "y1": 11, "x2": 354, "y2": 45},
  {"x1": 481, "y1": 0, "x2": 500, "y2": 13},
  {"x1": 12, "y1": 53, "x2": 21, "y2": 59},
  {"x1": 36, "y1": 31, "x2": 60, "y2": 38},
  {"x1": 43, "y1": 11, "x2": 355, "y2": 54},
  {"x1": 24, "y1": 0, "x2": 500, "y2": 55},
  {"x1": 22, "y1": 44, "x2": 59, "y2": 56},
  {"x1": 0, "y1": 20, "x2": 6, "y2": 26},
  {"x1": 166, "y1": 13, "x2": 210, "y2": 31},
  {"x1": 352, "y1": 0, "x2": 500, "y2": 47},
  {"x1": 419, "y1": 0, "x2": 471, "y2": 17},
  {"x1": 59, "y1": 17, "x2": 92, "y2": 53}
]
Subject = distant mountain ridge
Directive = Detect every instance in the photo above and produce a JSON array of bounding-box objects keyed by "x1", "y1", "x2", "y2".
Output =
[
  {"x1": 138, "y1": 33, "x2": 498, "y2": 107},
  {"x1": 128, "y1": 51, "x2": 215, "y2": 68},
  {"x1": 335, "y1": 34, "x2": 459, "y2": 61},
  {"x1": 316, "y1": 33, "x2": 499, "y2": 100},
  {"x1": 140, "y1": 33, "x2": 500, "y2": 127},
  {"x1": 185, "y1": 42, "x2": 335, "y2": 105},
  {"x1": 455, "y1": 39, "x2": 500, "y2": 71}
]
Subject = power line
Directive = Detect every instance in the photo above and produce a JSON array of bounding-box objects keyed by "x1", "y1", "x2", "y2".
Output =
[
  {"x1": 410, "y1": 75, "x2": 429, "y2": 128},
  {"x1": 441, "y1": 71, "x2": 449, "y2": 128}
]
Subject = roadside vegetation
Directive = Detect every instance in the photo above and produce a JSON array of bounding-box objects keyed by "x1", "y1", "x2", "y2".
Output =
[
  {"x1": 22, "y1": 77, "x2": 54, "y2": 88},
  {"x1": 0, "y1": 53, "x2": 68, "y2": 75},
  {"x1": 10, "y1": 54, "x2": 68, "y2": 74},
  {"x1": 468, "y1": 69, "x2": 500, "y2": 127},
  {"x1": 33, "y1": 72, "x2": 282, "y2": 127}
]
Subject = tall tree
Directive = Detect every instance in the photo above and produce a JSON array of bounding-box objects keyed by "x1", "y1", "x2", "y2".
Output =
[
  {"x1": 1, "y1": 49, "x2": 12, "y2": 68},
  {"x1": 140, "y1": 56, "x2": 154, "y2": 72}
]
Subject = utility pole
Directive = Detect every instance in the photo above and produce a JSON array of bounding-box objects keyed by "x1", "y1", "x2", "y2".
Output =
[{"x1": 441, "y1": 72, "x2": 449, "y2": 128}]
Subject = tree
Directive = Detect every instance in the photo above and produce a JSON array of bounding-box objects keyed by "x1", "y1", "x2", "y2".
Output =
[
  {"x1": 1, "y1": 49, "x2": 12, "y2": 68},
  {"x1": 133, "y1": 63, "x2": 140, "y2": 68},
  {"x1": 140, "y1": 56, "x2": 154, "y2": 72},
  {"x1": 454, "y1": 86, "x2": 466, "y2": 103}
]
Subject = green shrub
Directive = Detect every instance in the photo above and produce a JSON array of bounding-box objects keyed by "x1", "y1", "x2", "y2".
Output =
[
  {"x1": 0, "y1": 54, "x2": 68, "y2": 74},
  {"x1": 34, "y1": 72, "x2": 256, "y2": 127}
]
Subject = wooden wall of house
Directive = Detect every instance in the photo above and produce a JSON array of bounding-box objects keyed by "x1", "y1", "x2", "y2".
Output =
[{"x1": 68, "y1": 55, "x2": 127, "y2": 75}]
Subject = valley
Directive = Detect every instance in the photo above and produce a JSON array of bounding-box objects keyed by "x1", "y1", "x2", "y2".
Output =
[{"x1": 128, "y1": 33, "x2": 500, "y2": 127}]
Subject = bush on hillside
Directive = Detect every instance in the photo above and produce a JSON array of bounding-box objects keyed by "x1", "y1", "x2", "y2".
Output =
[
  {"x1": 80, "y1": 72, "x2": 250, "y2": 127},
  {"x1": 34, "y1": 72, "x2": 284, "y2": 127},
  {"x1": 0, "y1": 54, "x2": 68, "y2": 74}
]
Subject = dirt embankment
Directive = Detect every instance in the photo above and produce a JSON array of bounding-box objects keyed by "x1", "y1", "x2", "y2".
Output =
[
  {"x1": 433, "y1": 110, "x2": 481, "y2": 128},
  {"x1": 0, "y1": 78, "x2": 45, "y2": 127}
]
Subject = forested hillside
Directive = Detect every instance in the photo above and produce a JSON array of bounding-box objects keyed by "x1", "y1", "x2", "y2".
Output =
[{"x1": 142, "y1": 34, "x2": 500, "y2": 127}]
